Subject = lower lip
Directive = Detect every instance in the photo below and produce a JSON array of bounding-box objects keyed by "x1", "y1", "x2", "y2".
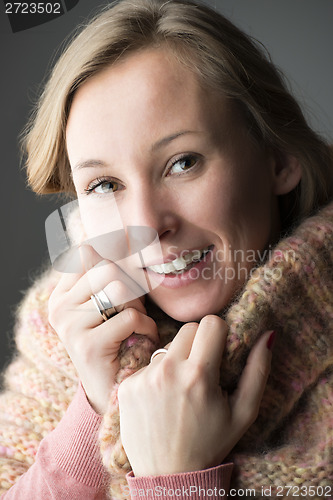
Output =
[{"x1": 147, "y1": 247, "x2": 214, "y2": 289}]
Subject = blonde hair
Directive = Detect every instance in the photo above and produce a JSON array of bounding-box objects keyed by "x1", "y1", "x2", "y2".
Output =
[{"x1": 23, "y1": 0, "x2": 333, "y2": 226}]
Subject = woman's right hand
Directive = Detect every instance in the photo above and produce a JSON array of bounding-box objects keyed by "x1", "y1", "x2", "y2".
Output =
[{"x1": 48, "y1": 244, "x2": 158, "y2": 415}]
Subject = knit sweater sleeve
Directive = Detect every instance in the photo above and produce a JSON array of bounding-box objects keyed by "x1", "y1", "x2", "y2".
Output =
[
  {"x1": 125, "y1": 464, "x2": 234, "y2": 498},
  {"x1": 0, "y1": 270, "x2": 107, "y2": 497},
  {"x1": 1, "y1": 383, "x2": 108, "y2": 499}
]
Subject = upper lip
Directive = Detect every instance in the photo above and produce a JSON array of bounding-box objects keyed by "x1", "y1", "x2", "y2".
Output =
[{"x1": 143, "y1": 245, "x2": 213, "y2": 267}]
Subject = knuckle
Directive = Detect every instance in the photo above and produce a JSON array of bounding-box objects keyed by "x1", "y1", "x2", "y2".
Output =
[
  {"x1": 79, "y1": 244, "x2": 96, "y2": 265},
  {"x1": 184, "y1": 363, "x2": 207, "y2": 392},
  {"x1": 111, "y1": 279, "x2": 127, "y2": 296},
  {"x1": 158, "y1": 357, "x2": 174, "y2": 380},
  {"x1": 147, "y1": 358, "x2": 175, "y2": 391},
  {"x1": 121, "y1": 307, "x2": 141, "y2": 326},
  {"x1": 87, "y1": 261, "x2": 114, "y2": 289},
  {"x1": 108, "y1": 280, "x2": 134, "y2": 303},
  {"x1": 146, "y1": 316, "x2": 158, "y2": 336}
]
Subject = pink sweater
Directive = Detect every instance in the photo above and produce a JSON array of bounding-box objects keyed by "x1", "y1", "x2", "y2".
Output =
[{"x1": 1, "y1": 383, "x2": 233, "y2": 499}]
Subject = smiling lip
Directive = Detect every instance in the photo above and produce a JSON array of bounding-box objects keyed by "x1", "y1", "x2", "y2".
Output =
[
  {"x1": 146, "y1": 245, "x2": 215, "y2": 289},
  {"x1": 144, "y1": 245, "x2": 212, "y2": 267}
]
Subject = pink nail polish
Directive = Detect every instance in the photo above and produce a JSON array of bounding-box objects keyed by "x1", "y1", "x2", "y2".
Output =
[{"x1": 266, "y1": 331, "x2": 277, "y2": 351}]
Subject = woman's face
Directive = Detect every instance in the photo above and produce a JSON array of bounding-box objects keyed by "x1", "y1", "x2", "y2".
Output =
[{"x1": 67, "y1": 48, "x2": 281, "y2": 322}]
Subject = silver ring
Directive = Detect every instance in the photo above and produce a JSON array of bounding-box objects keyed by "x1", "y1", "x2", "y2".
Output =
[
  {"x1": 150, "y1": 348, "x2": 168, "y2": 363},
  {"x1": 91, "y1": 290, "x2": 117, "y2": 321}
]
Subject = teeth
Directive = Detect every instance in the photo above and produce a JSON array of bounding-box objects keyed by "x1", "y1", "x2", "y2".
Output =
[
  {"x1": 164, "y1": 262, "x2": 175, "y2": 273},
  {"x1": 184, "y1": 253, "x2": 195, "y2": 263},
  {"x1": 148, "y1": 247, "x2": 211, "y2": 275},
  {"x1": 173, "y1": 257, "x2": 187, "y2": 270}
]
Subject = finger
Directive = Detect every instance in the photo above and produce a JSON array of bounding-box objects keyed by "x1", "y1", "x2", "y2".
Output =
[
  {"x1": 103, "y1": 279, "x2": 142, "y2": 309},
  {"x1": 149, "y1": 348, "x2": 169, "y2": 364},
  {"x1": 79, "y1": 292, "x2": 147, "y2": 328},
  {"x1": 230, "y1": 330, "x2": 275, "y2": 429},
  {"x1": 189, "y1": 315, "x2": 228, "y2": 373},
  {"x1": 70, "y1": 259, "x2": 146, "y2": 305},
  {"x1": 55, "y1": 244, "x2": 103, "y2": 294},
  {"x1": 149, "y1": 340, "x2": 173, "y2": 364},
  {"x1": 165, "y1": 322, "x2": 199, "y2": 361},
  {"x1": 79, "y1": 243, "x2": 105, "y2": 273},
  {"x1": 94, "y1": 307, "x2": 159, "y2": 346}
]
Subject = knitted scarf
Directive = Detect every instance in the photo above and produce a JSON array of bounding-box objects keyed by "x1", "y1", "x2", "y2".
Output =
[{"x1": 0, "y1": 202, "x2": 332, "y2": 499}]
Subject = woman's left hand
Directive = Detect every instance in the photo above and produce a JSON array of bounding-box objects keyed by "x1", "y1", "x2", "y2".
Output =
[{"x1": 118, "y1": 315, "x2": 273, "y2": 477}]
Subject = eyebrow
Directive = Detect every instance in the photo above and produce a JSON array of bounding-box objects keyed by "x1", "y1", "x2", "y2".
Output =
[
  {"x1": 150, "y1": 130, "x2": 201, "y2": 152},
  {"x1": 72, "y1": 130, "x2": 201, "y2": 172},
  {"x1": 72, "y1": 159, "x2": 107, "y2": 172}
]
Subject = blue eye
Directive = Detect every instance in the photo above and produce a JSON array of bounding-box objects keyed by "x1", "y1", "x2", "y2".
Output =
[
  {"x1": 169, "y1": 155, "x2": 198, "y2": 175},
  {"x1": 84, "y1": 178, "x2": 119, "y2": 195}
]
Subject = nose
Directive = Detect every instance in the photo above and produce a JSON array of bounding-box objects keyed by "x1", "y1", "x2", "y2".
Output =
[{"x1": 121, "y1": 185, "x2": 180, "y2": 241}]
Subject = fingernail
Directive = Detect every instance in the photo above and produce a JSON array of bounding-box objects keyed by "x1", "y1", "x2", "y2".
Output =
[{"x1": 266, "y1": 331, "x2": 277, "y2": 351}]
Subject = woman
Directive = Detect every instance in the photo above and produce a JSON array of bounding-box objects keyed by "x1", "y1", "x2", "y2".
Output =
[{"x1": 1, "y1": 0, "x2": 332, "y2": 498}]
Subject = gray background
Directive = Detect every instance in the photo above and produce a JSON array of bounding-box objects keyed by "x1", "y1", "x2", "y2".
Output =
[{"x1": 1, "y1": 0, "x2": 332, "y2": 375}]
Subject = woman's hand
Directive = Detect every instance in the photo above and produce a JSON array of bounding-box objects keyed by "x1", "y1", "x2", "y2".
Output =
[
  {"x1": 48, "y1": 244, "x2": 158, "y2": 415},
  {"x1": 118, "y1": 315, "x2": 274, "y2": 476}
]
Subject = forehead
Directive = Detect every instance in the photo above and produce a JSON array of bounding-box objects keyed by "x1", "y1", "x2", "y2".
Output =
[{"x1": 66, "y1": 48, "x2": 242, "y2": 162}]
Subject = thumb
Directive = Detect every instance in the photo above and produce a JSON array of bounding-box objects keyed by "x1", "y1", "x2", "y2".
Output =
[{"x1": 230, "y1": 330, "x2": 276, "y2": 432}]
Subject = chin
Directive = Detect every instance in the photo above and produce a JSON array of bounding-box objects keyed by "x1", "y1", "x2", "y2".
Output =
[{"x1": 152, "y1": 295, "x2": 225, "y2": 323}]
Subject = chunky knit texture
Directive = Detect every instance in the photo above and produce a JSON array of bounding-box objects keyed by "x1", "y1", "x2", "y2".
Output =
[{"x1": 0, "y1": 201, "x2": 332, "y2": 499}]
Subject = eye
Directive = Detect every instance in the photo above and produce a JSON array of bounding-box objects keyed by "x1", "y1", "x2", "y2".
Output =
[
  {"x1": 84, "y1": 177, "x2": 120, "y2": 195},
  {"x1": 168, "y1": 154, "x2": 199, "y2": 176}
]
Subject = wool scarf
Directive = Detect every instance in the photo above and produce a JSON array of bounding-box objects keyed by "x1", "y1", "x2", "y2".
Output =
[{"x1": 0, "y1": 202, "x2": 332, "y2": 499}]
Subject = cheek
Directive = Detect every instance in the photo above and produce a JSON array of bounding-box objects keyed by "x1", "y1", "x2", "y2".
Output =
[
  {"x1": 190, "y1": 165, "x2": 273, "y2": 250},
  {"x1": 182, "y1": 173, "x2": 238, "y2": 235},
  {"x1": 78, "y1": 197, "x2": 125, "y2": 240},
  {"x1": 224, "y1": 170, "x2": 274, "y2": 252}
]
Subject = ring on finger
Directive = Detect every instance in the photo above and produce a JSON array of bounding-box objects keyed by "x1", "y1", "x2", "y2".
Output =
[
  {"x1": 91, "y1": 290, "x2": 120, "y2": 321},
  {"x1": 150, "y1": 348, "x2": 168, "y2": 363}
]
